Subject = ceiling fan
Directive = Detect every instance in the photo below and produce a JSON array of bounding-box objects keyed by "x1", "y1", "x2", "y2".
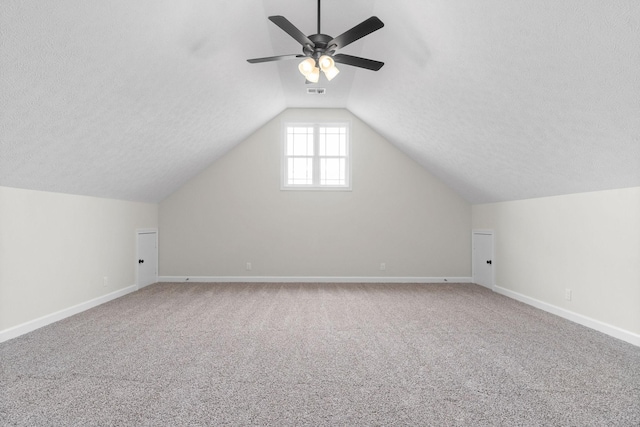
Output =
[{"x1": 247, "y1": 0, "x2": 384, "y2": 83}]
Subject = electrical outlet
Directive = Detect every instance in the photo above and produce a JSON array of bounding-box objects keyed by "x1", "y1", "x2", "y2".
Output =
[
  {"x1": 565, "y1": 288, "x2": 572, "y2": 301},
  {"x1": 103, "y1": 276, "x2": 108, "y2": 287},
  {"x1": 379, "y1": 263, "x2": 386, "y2": 271},
  {"x1": 246, "y1": 262, "x2": 252, "y2": 271}
]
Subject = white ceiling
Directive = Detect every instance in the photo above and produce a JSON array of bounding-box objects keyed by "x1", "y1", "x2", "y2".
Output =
[{"x1": 1, "y1": 0, "x2": 639, "y2": 203}]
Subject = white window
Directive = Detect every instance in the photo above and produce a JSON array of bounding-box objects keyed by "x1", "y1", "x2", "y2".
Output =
[{"x1": 282, "y1": 122, "x2": 351, "y2": 190}]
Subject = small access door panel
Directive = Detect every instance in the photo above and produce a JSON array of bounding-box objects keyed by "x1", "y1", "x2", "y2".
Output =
[
  {"x1": 473, "y1": 231, "x2": 494, "y2": 289},
  {"x1": 137, "y1": 230, "x2": 158, "y2": 288}
]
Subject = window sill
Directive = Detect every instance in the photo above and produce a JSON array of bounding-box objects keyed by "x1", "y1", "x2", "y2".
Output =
[{"x1": 280, "y1": 185, "x2": 352, "y2": 192}]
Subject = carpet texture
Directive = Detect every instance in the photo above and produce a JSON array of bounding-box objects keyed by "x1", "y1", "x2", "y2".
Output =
[{"x1": 1, "y1": 282, "x2": 639, "y2": 426}]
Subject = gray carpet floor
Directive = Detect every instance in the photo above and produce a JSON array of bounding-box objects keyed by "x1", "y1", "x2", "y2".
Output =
[{"x1": 1, "y1": 282, "x2": 639, "y2": 426}]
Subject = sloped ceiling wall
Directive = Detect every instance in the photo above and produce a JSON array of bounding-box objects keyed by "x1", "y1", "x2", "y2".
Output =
[
  {"x1": 1, "y1": 0, "x2": 639, "y2": 203},
  {"x1": 348, "y1": 1, "x2": 640, "y2": 203},
  {"x1": 1, "y1": 0, "x2": 286, "y2": 202}
]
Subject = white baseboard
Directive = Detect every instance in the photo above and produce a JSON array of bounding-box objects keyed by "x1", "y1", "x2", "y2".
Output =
[
  {"x1": 0, "y1": 285, "x2": 138, "y2": 344},
  {"x1": 493, "y1": 285, "x2": 640, "y2": 347},
  {"x1": 159, "y1": 276, "x2": 473, "y2": 284}
]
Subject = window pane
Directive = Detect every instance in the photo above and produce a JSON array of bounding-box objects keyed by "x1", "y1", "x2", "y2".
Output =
[
  {"x1": 319, "y1": 126, "x2": 346, "y2": 156},
  {"x1": 286, "y1": 134, "x2": 294, "y2": 156},
  {"x1": 287, "y1": 127, "x2": 314, "y2": 156},
  {"x1": 320, "y1": 158, "x2": 346, "y2": 185},
  {"x1": 291, "y1": 126, "x2": 313, "y2": 134},
  {"x1": 288, "y1": 157, "x2": 313, "y2": 185},
  {"x1": 294, "y1": 134, "x2": 313, "y2": 156},
  {"x1": 322, "y1": 127, "x2": 342, "y2": 134},
  {"x1": 322, "y1": 134, "x2": 343, "y2": 156}
]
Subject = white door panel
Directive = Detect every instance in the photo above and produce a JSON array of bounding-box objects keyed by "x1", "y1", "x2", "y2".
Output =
[
  {"x1": 473, "y1": 232, "x2": 494, "y2": 289},
  {"x1": 137, "y1": 231, "x2": 157, "y2": 288}
]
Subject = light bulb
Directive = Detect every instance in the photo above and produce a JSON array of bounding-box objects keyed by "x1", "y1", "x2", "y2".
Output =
[
  {"x1": 307, "y1": 66, "x2": 320, "y2": 83},
  {"x1": 323, "y1": 65, "x2": 340, "y2": 81},
  {"x1": 318, "y1": 55, "x2": 335, "y2": 71},
  {"x1": 298, "y1": 58, "x2": 316, "y2": 77}
]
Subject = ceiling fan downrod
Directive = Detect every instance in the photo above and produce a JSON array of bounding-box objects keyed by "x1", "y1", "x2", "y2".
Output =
[{"x1": 317, "y1": 0, "x2": 321, "y2": 35}]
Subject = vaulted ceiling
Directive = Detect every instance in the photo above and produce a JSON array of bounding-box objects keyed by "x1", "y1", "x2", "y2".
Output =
[{"x1": 1, "y1": 0, "x2": 639, "y2": 204}]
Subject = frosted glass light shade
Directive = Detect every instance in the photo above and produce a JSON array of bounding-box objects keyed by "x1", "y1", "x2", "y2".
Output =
[
  {"x1": 318, "y1": 55, "x2": 335, "y2": 71},
  {"x1": 323, "y1": 65, "x2": 340, "y2": 81},
  {"x1": 298, "y1": 58, "x2": 316, "y2": 76},
  {"x1": 307, "y1": 66, "x2": 320, "y2": 83}
]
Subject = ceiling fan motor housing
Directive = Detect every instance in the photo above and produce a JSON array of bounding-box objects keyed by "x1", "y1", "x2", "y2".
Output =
[{"x1": 304, "y1": 34, "x2": 335, "y2": 59}]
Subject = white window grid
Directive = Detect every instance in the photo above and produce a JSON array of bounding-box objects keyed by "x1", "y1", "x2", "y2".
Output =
[{"x1": 282, "y1": 122, "x2": 351, "y2": 190}]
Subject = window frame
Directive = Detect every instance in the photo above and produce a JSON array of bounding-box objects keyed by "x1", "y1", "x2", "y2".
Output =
[{"x1": 281, "y1": 121, "x2": 352, "y2": 191}]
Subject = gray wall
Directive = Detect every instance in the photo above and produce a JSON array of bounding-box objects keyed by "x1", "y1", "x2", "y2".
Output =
[
  {"x1": 159, "y1": 109, "x2": 472, "y2": 279},
  {"x1": 473, "y1": 187, "x2": 640, "y2": 335},
  {"x1": 0, "y1": 186, "x2": 158, "y2": 331}
]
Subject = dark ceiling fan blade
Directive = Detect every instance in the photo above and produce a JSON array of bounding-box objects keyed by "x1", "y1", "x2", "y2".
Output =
[
  {"x1": 247, "y1": 54, "x2": 305, "y2": 64},
  {"x1": 269, "y1": 16, "x2": 315, "y2": 48},
  {"x1": 328, "y1": 16, "x2": 384, "y2": 50},
  {"x1": 333, "y1": 54, "x2": 384, "y2": 71}
]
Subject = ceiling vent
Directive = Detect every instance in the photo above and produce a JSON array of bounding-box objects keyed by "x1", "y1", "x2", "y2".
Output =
[{"x1": 306, "y1": 88, "x2": 326, "y2": 95}]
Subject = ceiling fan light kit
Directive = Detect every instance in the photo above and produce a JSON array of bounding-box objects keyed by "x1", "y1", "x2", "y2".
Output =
[
  {"x1": 298, "y1": 57, "x2": 320, "y2": 82},
  {"x1": 318, "y1": 55, "x2": 339, "y2": 81},
  {"x1": 247, "y1": 0, "x2": 384, "y2": 83},
  {"x1": 307, "y1": 65, "x2": 321, "y2": 83}
]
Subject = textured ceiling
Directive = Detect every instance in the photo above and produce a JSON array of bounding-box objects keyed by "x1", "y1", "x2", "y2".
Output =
[{"x1": 1, "y1": 0, "x2": 639, "y2": 203}]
